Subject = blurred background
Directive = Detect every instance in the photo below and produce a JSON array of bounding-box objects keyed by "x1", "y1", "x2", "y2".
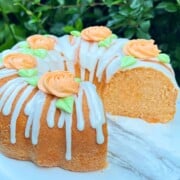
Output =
[{"x1": 0, "y1": 0, "x2": 179, "y2": 85}]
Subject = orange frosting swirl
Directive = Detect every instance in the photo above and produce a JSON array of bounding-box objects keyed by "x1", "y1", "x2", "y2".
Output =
[
  {"x1": 3, "y1": 53, "x2": 37, "y2": 70},
  {"x1": 27, "y1": 35, "x2": 56, "y2": 50},
  {"x1": 38, "y1": 71, "x2": 79, "y2": 97},
  {"x1": 123, "y1": 39, "x2": 161, "y2": 59},
  {"x1": 81, "y1": 26, "x2": 112, "y2": 42}
]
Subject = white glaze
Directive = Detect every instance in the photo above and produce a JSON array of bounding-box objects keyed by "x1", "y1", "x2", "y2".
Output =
[
  {"x1": 79, "y1": 40, "x2": 106, "y2": 82},
  {"x1": 47, "y1": 99, "x2": 57, "y2": 128},
  {"x1": 96, "y1": 39, "x2": 128, "y2": 82},
  {"x1": 0, "y1": 68, "x2": 17, "y2": 79},
  {"x1": 10, "y1": 86, "x2": 34, "y2": 143},
  {"x1": 3, "y1": 82, "x2": 27, "y2": 116},
  {"x1": 75, "y1": 88, "x2": 84, "y2": 131},
  {"x1": 56, "y1": 35, "x2": 81, "y2": 64},
  {"x1": 0, "y1": 78, "x2": 22, "y2": 95},
  {"x1": 0, "y1": 78, "x2": 24, "y2": 111},
  {"x1": 31, "y1": 91, "x2": 46, "y2": 145},
  {"x1": 80, "y1": 82, "x2": 105, "y2": 144},
  {"x1": 58, "y1": 111, "x2": 66, "y2": 128},
  {"x1": 25, "y1": 115, "x2": 33, "y2": 138},
  {"x1": 64, "y1": 112, "x2": 73, "y2": 160},
  {"x1": 24, "y1": 92, "x2": 39, "y2": 138},
  {"x1": 47, "y1": 50, "x2": 65, "y2": 71},
  {"x1": 57, "y1": 111, "x2": 72, "y2": 160},
  {"x1": 106, "y1": 56, "x2": 122, "y2": 82}
]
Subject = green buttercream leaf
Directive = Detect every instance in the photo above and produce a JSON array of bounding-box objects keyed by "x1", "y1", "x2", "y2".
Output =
[
  {"x1": 121, "y1": 56, "x2": 137, "y2": 68},
  {"x1": 18, "y1": 68, "x2": 38, "y2": 77},
  {"x1": 98, "y1": 34, "x2": 118, "y2": 48},
  {"x1": 98, "y1": 40, "x2": 109, "y2": 47},
  {"x1": 20, "y1": 48, "x2": 34, "y2": 55},
  {"x1": 74, "y1": 77, "x2": 82, "y2": 83},
  {"x1": 110, "y1": 34, "x2": 118, "y2": 39},
  {"x1": 56, "y1": 96, "x2": 74, "y2": 114},
  {"x1": 20, "y1": 48, "x2": 47, "y2": 58},
  {"x1": 25, "y1": 76, "x2": 39, "y2": 87},
  {"x1": 158, "y1": 53, "x2": 170, "y2": 63},
  {"x1": 19, "y1": 41, "x2": 29, "y2": 48},
  {"x1": 44, "y1": 34, "x2": 51, "y2": 37},
  {"x1": 33, "y1": 49, "x2": 47, "y2": 58},
  {"x1": 70, "y1": 30, "x2": 81, "y2": 37},
  {"x1": 0, "y1": 57, "x2": 3, "y2": 63}
]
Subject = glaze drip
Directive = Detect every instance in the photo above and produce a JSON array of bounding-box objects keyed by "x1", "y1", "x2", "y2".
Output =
[
  {"x1": 47, "y1": 98, "x2": 57, "y2": 128},
  {"x1": 3, "y1": 82, "x2": 27, "y2": 116},
  {"x1": 0, "y1": 68, "x2": 17, "y2": 79},
  {"x1": 75, "y1": 88, "x2": 84, "y2": 131},
  {"x1": 57, "y1": 111, "x2": 72, "y2": 160},
  {"x1": 31, "y1": 91, "x2": 46, "y2": 145},
  {"x1": 10, "y1": 86, "x2": 35, "y2": 143},
  {"x1": 80, "y1": 82, "x2": 105, "y2": 144},
  {"x1": 0, "y1": 78, "x2": 25, "y2": 111}
]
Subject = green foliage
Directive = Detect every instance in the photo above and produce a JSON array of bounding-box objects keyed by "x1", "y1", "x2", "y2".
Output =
[{"x1": 0, "y1": 0, "x2": 179, "y2": 84}]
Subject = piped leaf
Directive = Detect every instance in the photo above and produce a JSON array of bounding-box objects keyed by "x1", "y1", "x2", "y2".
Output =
[
  {"x1": 56, "y1": 96, "x2": 74, "y2": 114},
  {"x1": 158, "y1": 53, "x2": 170, "y2": 63},
  {"x1": 20, "y1": 48, "x2": 47, "y2": 58},
  {"x1": 0, "y1": 57, "x2": 3, "y2": 63},
  {"x1": 121, "y1": 56, "x2": 137, "y2": 68},
  {"x1": 20, "y1": 48, "x2": 34, "y2": 55},
  {"x1": 18, "y1": 68, "x2": 38, "y2": 77},
  {"x1": 33, "y1": 49, "x2": 47, "y2": 58},
  {"x1": 25, "y1": 76, "x2": 39, "y2": 86},
  {"x1": 70, "y1": 30, "x2": 81, "y2": 37},
  {"x1": 98, "y1": 34, "x2": 118, "y2": 48},
  {"x1": 74, "y1": 77, "x2": 82, "y2": 83},
  {"x1": 111, "y1": 34, "x2": 118, "y2": 39}
]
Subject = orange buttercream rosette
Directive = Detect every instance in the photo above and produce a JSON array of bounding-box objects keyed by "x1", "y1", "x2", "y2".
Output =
[
  {"x1": 38, "y1": 71, "x2": 79, "y2": 97},
  {"x1": 123, "y1": 39, "x2": 161, "y2": 60},
  {"x1": 3, "y1": 53, "x2": 37, "y2": 70},
  {"x1": 81, "y1": 26, "x2": 112, "y2": 42},
  {"x1": 27, "y1": 35, "x2": 56, "y2": 50}
]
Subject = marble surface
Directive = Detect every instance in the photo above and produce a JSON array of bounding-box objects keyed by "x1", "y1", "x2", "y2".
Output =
[{"x1": 0, "y1": 101, "x2": 179, "y2": 180}]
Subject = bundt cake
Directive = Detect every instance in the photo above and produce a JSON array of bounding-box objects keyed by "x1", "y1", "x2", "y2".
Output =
[
  {"x1": 1, "y1": 26, "x2": 178, "y2": 123},
  {"x1": 0, "y1": 25, "x2": 179, "y2": 172}
]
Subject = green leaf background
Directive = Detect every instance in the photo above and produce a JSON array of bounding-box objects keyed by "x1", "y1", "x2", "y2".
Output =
[{"x1": 0, "y1": 0, "x2": 179, "y2": 84}]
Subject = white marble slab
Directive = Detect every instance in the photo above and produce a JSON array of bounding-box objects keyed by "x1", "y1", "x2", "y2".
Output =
[{"x1": 0, "y1": 101, "x2": 179, "y2": 180}]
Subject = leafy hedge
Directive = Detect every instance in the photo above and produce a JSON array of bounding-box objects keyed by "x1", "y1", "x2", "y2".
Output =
[{"x1": 0, "y1": 0, "x2": 179, "y2": 84}]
